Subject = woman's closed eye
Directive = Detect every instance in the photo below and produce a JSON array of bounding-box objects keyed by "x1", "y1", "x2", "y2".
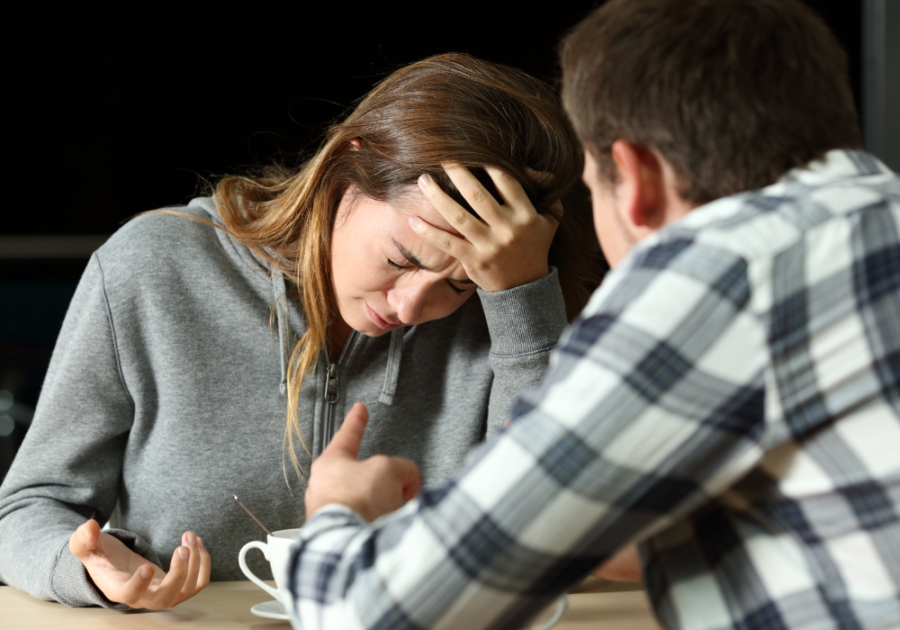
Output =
[{"x1": 386, "y1": 257, "x2": 468, "y2": 296}]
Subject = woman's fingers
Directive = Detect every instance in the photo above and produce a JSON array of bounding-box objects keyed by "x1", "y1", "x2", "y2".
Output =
[
  {"x1": 407, "y1": 215, "x2": 475, "y2": 271},
  {"x1": 124, "y1": 536, "x2": 210, "y2": 608},
  {"x1": 484, "y1": 165, "x2": 534, "y2": 218},
  {"x1": 116, "y1": 563, "x2": 156, "y2": 608},
  {"x1": 417, "y1": 172, "x2": 490, "y2": 245},
  {"x1": 524, "y1": 167, "x2": 565, "y2": 222},
  {"x1": 146, "y1": 545, "x2": 191, "y2": 608},
  {"x1": 69, "y1": 519, "x2": 101, "y2": 559},
  {"x1": 439, "y1": 164, "x2": 507, "y2": 227},
  {"x1": 195, "y1": 537, "x2": 212, "y2": 592},
  {"x1": 178, "y1": 532, "x2": 202, "y2": 600},
  {"x1": 524, "y1": 167, "x2": 555, "y2": 187}
]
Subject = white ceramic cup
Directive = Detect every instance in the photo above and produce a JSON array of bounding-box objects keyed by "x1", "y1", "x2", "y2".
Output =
[{"x1": 238, "y1": 528, "x2": 301, "y2": 605}]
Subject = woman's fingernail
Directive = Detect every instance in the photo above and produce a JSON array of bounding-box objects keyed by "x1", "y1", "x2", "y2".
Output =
[
  {"x1": 408, "y1": 216, "x2": 419, "y2": 228},
  {"x1": 418, "y1": 174, "x2": 431, "y2": 187},
  {"x1": 186, "y1": 532, "x2": 196, "y2": 546},
  {"x1": 179, "y1": 547, "x2": 190, "y2": 560},
  {"x1": 197, "y1": 537, "x2": 205, "y2": 549},
  {"x1": 140, "y1": 566, "x2": 153, "y2": 579}
]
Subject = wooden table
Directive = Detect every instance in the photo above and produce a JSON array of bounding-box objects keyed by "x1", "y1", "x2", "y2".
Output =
[{"x1": 0, "y1": 579, "x2": 660, "y2": 629}]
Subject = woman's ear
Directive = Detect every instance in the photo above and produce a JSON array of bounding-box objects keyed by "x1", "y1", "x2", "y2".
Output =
[
  {"x1": 348, "y1": 138, "x2": 362, "y2": 150},
  {"x1": 610, "y1": 140, "x2": 663, "y2": 229}
]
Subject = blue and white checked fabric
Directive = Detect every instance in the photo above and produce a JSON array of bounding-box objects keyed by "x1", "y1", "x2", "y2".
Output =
[{"x1": 288, "y1": 150, "x2": 900, "y2": 630}]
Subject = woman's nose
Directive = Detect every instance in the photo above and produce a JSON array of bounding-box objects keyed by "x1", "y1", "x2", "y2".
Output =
[{"x1": 389, "y1": 278, "x2": 430, "y2": 324}]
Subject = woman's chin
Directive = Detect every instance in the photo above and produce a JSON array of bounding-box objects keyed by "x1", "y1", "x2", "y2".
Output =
[{"x1": 358, "y1": 326, "x2": 391, "y2": 338}]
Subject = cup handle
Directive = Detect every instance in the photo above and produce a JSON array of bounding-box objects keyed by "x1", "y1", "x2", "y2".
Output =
[
  {"x1": 526, "y1": 594, "x2": 569, "y2": 630},
  {"x1": 238, "y1": 541, "x2": 281, "y2": 601}
]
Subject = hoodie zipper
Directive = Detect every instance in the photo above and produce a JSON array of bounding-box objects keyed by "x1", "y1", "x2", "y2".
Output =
[
  {"x1": 322, "y1": 332, "x2": 358, "y2": 448},
  {"x1": 324, "y1": 363, "x2": 339, "y2": 404},
  {"x1": 323, "y1": 362, "x2": 339, "y2": 448}
]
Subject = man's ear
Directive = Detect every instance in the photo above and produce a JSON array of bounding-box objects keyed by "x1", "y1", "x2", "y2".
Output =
[{"x1": 611, "y1": 140, "x2": 664, "y2": 229}]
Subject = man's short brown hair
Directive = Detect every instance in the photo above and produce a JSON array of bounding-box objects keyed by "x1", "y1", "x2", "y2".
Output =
[{"x1": 561, "y1": 0, "x2": 864, "y2": 204}]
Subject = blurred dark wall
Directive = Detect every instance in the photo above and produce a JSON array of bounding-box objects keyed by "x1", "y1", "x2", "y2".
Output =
[
  {"x1": 1, "y1": 1, "x2": 863, "y2": 482},
  {"x1": 4, "y1": 1, "x2": 863, "y2": 237},
  {"x1": 7, "y1": 3, "x2": 608, "y2": 237}
]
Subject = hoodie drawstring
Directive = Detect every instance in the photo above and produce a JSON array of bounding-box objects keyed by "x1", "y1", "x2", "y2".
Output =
[
  {"x1": 271, "y1": 271, "x2": 291, "y2": 396},
  {"x1": 379, "y1": 328, "x2": 404, "y2": 405}
]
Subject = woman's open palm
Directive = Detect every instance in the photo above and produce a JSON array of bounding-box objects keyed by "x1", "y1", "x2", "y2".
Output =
[{"x1": 69, "y1": 519, "x2": 210, "y2": 609}]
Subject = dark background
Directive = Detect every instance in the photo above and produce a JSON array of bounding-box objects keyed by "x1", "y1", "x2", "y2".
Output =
[{"x1": 1, "y1": 1, "x2": 863, "y2": 481}]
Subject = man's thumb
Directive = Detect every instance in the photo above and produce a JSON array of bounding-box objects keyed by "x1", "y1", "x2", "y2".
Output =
[{"x1": 325, "y1": 402, "x2": 369, "y2": 459}]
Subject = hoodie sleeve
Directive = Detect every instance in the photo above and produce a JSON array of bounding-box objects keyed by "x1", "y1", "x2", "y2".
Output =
[
  {"x1": 476, "y1": 267, "x2": 567, "y2": 435},
  {"x1": 0, "y1": 254, "x2": 161, "y2": 608}
]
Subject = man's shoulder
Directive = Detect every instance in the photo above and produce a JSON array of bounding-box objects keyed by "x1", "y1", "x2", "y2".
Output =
[{"x1": 648, "y1": 150, "x2": 900, "y2": 267}]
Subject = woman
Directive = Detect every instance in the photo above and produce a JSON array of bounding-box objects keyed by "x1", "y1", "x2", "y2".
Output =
[{"x1": 0, "y1": 53, "x2": 602, "y2": 609}]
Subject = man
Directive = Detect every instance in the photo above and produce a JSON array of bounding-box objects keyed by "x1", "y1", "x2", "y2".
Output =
[{"x1": 289, "y1": 1, "x2": 900, "y2": 628}]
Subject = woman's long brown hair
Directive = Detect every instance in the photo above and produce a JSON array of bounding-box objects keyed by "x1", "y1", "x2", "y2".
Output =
[{"x1": 214, "y1": 53, "x2": 604, "y2": 483}]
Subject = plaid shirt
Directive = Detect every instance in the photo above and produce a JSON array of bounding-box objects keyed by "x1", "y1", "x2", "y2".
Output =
[{"x1": 288, "y1": 150, "x2": 900, "y2": 630}]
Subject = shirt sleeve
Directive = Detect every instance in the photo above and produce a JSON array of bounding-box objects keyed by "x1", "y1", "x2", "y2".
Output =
[
  {"x1": 0, "y1": 255, "x2": 161, "y2": 608},
  {"x1": 287, "y1": 238, "x2": 769, "y2": 630}
]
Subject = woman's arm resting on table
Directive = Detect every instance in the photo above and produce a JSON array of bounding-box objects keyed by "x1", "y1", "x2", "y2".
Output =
[{"x1": 69, "y1": 519, "x2": 211, "y2": 609}]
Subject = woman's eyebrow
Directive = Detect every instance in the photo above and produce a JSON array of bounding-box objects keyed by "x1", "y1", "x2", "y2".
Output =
[{"x1": 392, "y1": 239, "x2": 475, "y2": 285}]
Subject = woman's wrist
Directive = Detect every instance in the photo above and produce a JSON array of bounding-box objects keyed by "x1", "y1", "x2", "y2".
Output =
[{"x1": 478, "y1": 267, "x2": 566, "y2": 357}]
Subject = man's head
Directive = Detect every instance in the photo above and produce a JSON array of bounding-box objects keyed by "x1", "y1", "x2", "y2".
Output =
[{"x1": 561, "y1": 0, "x2": 863, "y2": 208}]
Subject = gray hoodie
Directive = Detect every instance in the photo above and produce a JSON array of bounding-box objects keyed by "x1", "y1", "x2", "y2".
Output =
[{"x1": 0, "y1": 197, "x2": 567, "y2": 608}]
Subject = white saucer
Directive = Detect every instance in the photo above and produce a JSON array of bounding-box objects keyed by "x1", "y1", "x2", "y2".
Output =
[{"x1": 251, "y1": 599, "x2": 290, "y2": 621}]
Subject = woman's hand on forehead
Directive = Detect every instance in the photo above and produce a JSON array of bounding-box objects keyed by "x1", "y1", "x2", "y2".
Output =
[{"x1": 410, "y1": 164, "x2": 560, "y2": 292}]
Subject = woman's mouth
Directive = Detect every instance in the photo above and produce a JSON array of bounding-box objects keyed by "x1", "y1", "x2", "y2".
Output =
[{"x1": 365, "y1": 302, "x2": 403, "y2": 331}]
